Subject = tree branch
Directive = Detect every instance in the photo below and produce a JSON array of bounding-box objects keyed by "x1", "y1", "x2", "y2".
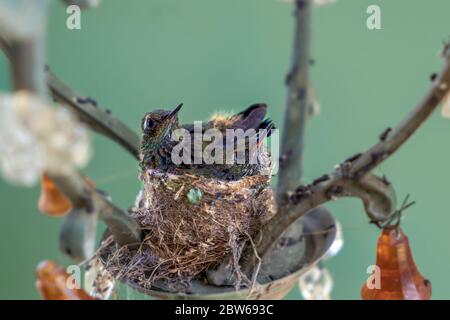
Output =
[
  {"x1": 0, "y1": 34, "x2": 142, "y2": 256},
  {"x1": 243, "y1": 46, "x2": 450, "y2": 276},
  {"x1": 50, "y1": 173, "x2": 142, "y2": 247},
  {"x1": 349, "y1": 63, "x2": 450, "y2": 177},
  {"x1": 1, "y1": 36, "x2": 140, "y2": 159},
  {"x1": 277, "y1": 0, "x2": 312, "y2": 203},
  {"x1": 0, "y1": 35, "x2": 12, "y2": 60},
  {"x1": 46, "y1": 69, "x2": 140, "y2": 159},
  {"x1": 9, "y1": 39, "x2": 46, "y2": 94}
]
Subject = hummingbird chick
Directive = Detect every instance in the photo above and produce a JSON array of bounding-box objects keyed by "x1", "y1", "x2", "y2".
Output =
[{"x1": 139, "y1": 103, "x2": 275, "y2": 180}]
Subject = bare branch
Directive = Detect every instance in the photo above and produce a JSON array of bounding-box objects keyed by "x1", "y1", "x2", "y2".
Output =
[
  {"x1": 0, "y1": 35, "x2": 12, "y2": 60},
  {"x1": 8, "y1": 39, "x2": 46, "y2": 94},
  {"x1": 243, "y1": 48, "x2": 450, "y2": 276},
  {"x1": 349, "y1": 57, "x2": 450, "y2": 177},
  {"x1": 277, "y1": 0, "x2": 312, "y2": 202},
  {"x1": 242, "y1": 172, "x2": 396, "y2": 275},
  {"x1": 1, "y1": 36, "x2": 140, "y2": 159},
  {"x1": 50, "y1": 173, "x2": 142, "y2": 247},
  {"x1": 0, "y1": 34, "x2": 142, "y2": 254},
  {"x1": 46, "y1": 69, "x2": 140, "y2": 159}
]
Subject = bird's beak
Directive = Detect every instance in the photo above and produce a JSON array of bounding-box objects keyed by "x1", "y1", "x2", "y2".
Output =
[
  {"x1": 161, "y1": 103, "x2": 183, "y2": 139},
  {"x1": 167, "y1": 103, "x2": 183, "y2": 120}
]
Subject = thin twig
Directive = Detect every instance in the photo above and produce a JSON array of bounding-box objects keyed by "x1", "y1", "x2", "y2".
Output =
[
  {"x1": 277, "y1": 0, "x2": 312, "y2": 203},
  {"x1": 243, "y1": 47, "x2": 450, "y2": 275}
]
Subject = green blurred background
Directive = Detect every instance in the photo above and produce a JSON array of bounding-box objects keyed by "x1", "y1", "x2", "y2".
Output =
[{"x1": 1, "y1": 0, "x2": 450, "y2": 299}]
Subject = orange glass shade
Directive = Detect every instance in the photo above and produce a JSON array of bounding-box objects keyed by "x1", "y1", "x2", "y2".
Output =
[
  {"x1": 36, "y1": 260, "x2": 95, "y2": 300},
  {"x1": 361, "y1": 226, "x2": 431, "y2": 300},
  {"x1": 38, "y1": 174, "x2": 72, "y2": 216}
]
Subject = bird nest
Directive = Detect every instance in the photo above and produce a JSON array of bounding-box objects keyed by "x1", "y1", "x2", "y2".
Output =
[{"x1": 98, "y1": 169, "x2": 276, "y2": 291}]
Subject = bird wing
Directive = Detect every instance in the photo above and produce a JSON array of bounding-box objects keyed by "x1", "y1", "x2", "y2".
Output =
[
  {"x1": 178, "y1": 103, "x2": 275, "y2": 164},
  {"x1": 229, "y1": 103, "x2": 268, "y2": 131}
]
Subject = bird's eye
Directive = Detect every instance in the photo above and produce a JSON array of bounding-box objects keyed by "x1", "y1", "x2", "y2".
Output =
[{"x1": 143, "y1": 118, "x2": 154, "y2": 132}]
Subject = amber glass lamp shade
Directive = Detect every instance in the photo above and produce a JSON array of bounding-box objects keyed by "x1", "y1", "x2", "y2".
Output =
[
  {"x1": 361, "y1": 226, "x2": 431, "y2": 300},
  {"x1": 36, "y1": 260, "x2": 95, "y2": 300},
  {"x1": 38, "y1": 173, "x2": 72, "y2": 216}
]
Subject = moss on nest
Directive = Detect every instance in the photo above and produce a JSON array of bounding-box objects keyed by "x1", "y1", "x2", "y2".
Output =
[{"x1": 98, "y1": 169, "x2": 276, "y2": 291}]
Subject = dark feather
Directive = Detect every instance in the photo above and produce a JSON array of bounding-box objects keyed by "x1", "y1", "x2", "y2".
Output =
[
  {"x1": 230, "y1": 103, "x2": 267, "y2": 131},
  {"x1": 258, "y1": 119, "x2": 275, "y2": 136}
]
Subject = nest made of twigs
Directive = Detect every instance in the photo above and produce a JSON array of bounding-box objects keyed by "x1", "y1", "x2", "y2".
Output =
[{"x1": 98, "y1": 169, "x2": 276, "y2": 291}]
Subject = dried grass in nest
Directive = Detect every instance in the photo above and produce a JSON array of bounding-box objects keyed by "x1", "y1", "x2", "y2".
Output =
[{"x1": 98, "y1": 169, "x2": 276, "y2": 291}]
